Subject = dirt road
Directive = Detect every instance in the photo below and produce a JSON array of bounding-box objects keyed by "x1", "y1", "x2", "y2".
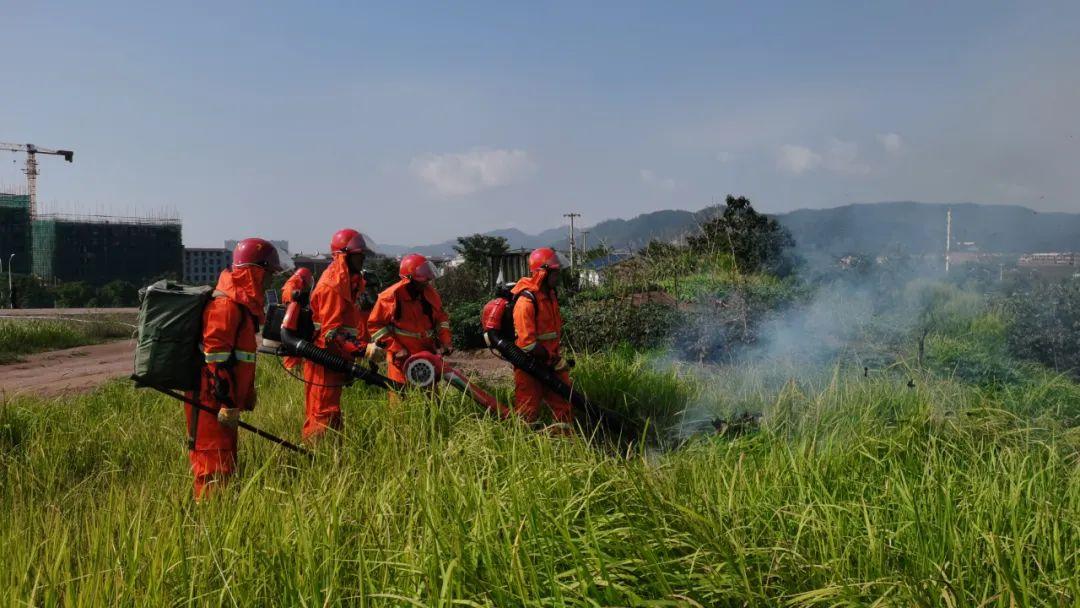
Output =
[
  {"x1": 0, "y1": 339, "x2": 511, "y2": 399},
  {"x1": 0, "y1": 340, "x2": 135, "y2": 399}
]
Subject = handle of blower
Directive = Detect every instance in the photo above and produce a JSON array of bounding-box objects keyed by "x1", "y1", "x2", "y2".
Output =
[
  {"x1": 137, "y1": 381, "x2": 313, "y2": 459},
  {"x1": 277, "y1": 302, "x2": 403, "y2": 391}
]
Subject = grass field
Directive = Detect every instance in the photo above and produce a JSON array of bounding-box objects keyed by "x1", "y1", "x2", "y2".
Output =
[
  {"x1": 3, "y1": 350, "x2": 1078, "y2": 606},
  {"x1": 0, "y1": 316, "x2": 134, "y2": 364}
]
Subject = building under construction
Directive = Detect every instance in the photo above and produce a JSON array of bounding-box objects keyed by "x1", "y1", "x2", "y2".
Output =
[
  {"x1": 0, "y1": 193, "x2": 31, "y2": 274},
  {"x1": 0, "y1": 192, "x2": 183, "y2": 285}
]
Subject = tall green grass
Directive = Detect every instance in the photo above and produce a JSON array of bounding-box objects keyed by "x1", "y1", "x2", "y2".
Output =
[
  {"x1": 2, "y1": 356, "x2": 1078, "y2": 606},
  {"x1": 0, "y1": 317, "x2": 133, "y2": 363}
]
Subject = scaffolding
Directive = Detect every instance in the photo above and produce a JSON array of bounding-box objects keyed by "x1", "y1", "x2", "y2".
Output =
[{"x1": 31, "y1": 213, "x2": 183, "y2": 284}]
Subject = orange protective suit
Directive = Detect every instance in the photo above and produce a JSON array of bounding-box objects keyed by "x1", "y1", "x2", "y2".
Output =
[
  {"x1": 280, "y1": 272, "x2": 310, "y2": 371},
  {"x1": 303, "y1": 255, "x2": 368, "y2": 441},
  {"x1": 368, "y1": 279, "x2": 451, "y2": 384},
  {"x1": 185, "y1": 266, "x2": 264, "y2": 499},
  {"x1": 511, "y1": 273, "x2": 572, "y2": 423}
]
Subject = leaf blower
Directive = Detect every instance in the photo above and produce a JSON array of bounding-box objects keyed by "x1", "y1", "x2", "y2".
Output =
[
  {"x1": 261, "y1": 301, "x2": 403, "y2": 391},
  {"x1": 480, "y1": 292, "x2": 637, "y2": 436},
  {"x1": 402, "y1": 351, "x2": 513, "y2": 419}
]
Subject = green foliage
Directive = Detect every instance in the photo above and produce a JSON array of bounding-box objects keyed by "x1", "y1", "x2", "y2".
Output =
[
  {"x1": 571, "y1": 347, "x2": 692, "y2": 434},
  {"x1": 95, "y1": 280, "x2": 139, "y2": 307},
  {"x1": 363, "y1": 254, "x2": 401, "y2": 293},
  {"x1": 447, "y1": 300, "x2": 485, "y2": 350},
  {"x1": 686, "y1": 195, "x2": 796, "y2": 277},
  {"x1": 2, "y1": 359, "x2": 1080, "y2": 604},
  {"x1": 0, "y1": 317, "x2": 132, "y2": 363},
  {"x1": 1005, "y1": 280, "x2": 1080, "y2": 377},
  {"x1": 453, "y1": 233, "x2": 509, "y2": 272},
  {"x1": 562, "y1": 299, "x2": 681, "y2": 353},
  {"x1": 436, "y1": 265, "x2": 490, "y2": 306},
  {"x1": 51, "y1": 281, "x2": 97, "y2": 308}
]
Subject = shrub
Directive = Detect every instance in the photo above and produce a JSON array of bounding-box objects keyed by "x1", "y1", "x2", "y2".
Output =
[
  {"x1": 1005, "y1": 280, "x2": 1080, "y2": 377},
  {"x1": 448, "y1": 300, "x2": 486, "y2": 350},
  {"x1": 562, "y1": 299, "x2": 680, "y2": 353}
]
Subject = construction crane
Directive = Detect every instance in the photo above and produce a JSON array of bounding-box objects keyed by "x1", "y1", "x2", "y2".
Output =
[{"x1": 0, "y1": 142, "x2": 74, "y2": 218}]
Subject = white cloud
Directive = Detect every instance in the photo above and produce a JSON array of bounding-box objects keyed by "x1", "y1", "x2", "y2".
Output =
[
  {"x1": 776, "y1": 145, "x2": 822, "y2": 175},
  {"x1": 410, "y1": 147, "x2": 537, "y2": 196},
  {"x1": 777, "y1": 138, "x2": 870, "y2": 176},
  {"x1": 877, "y1": 132, "x2": 904, "y2": 154},
  {"x1": 640, "y1": 169, "x2": 678, "y2": 191}
]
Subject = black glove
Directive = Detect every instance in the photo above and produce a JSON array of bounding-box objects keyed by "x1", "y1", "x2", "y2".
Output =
[{"x1": 211, "y1": 369, "x2": 234, "y2": 407}]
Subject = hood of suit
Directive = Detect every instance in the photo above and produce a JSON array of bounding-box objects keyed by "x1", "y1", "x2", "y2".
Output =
[{"x1": 215, "y1": 266, "x2": 267, "y2": 323}]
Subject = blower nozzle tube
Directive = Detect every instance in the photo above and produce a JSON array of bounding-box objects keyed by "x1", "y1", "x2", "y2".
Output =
[
  {"x1": 483, "y1": 330, "x2": 635, "y2": 433},
  {"x1": 280, "y1": 326, "x2": 402, "y2": 391}
]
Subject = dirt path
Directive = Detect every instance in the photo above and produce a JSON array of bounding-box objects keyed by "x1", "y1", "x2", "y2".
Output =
[
  {"x1": 0, "y1": 340, "x2": 135, "y2": 399},
  {"x1": 0, "y1": 339, "x2": 511, "y2": 399}
]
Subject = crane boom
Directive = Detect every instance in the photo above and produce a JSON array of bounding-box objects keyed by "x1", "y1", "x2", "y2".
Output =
[{"x1": 0, "y1": 141, "x2": 74, "y2": 217}]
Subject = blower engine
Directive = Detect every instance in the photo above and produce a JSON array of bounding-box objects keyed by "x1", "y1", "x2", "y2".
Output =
[
  {"x1": 262, "y1": 301, "x2": 402, "y2": 391},
  {"x1": 402, "y1": 352, "x2": 512, "y2": 418}
]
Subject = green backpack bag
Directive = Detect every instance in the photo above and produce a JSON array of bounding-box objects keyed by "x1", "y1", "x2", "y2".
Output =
[{"x1": 131, "y1": 280, "x2": 214, "y2": 391}]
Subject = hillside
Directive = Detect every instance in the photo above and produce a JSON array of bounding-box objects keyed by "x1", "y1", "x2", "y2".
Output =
[
  {"x1": 780, "y1": 201, "x2": 1080, "y2": 255},
  {"x1": 378, "y1": 201, "x2": 1080, "y2": 257},
  {"x1": 377, "y1": 207, "x2": 717, "y2": 257}
]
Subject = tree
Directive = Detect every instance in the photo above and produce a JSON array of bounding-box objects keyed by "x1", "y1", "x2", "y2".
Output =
[
  {"x1": 52, "y1": 282, "x2": 96, "y2": 308},
  {"x1": 686, "y1": 195, "x2": 796, "y2": 276},
  {"x1": 96, "y1": 280, "x2": 139, "y2": 307},
  {"x1": 453, "y1": 234, "x2": 510, "y2": 272}
]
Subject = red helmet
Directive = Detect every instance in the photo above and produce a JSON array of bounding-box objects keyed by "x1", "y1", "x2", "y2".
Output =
[
  {"x1": 330, "y1": 228, "x2": 374, "y2": 255},
  {"x1": 293, "y1": 267, "x2": 314, "y2": 290},
  {"x1": 528, "y1": 247, "x2": 564, "y2": 273},
  {"x1": 399, "y1": 253, "x2": 437, "y2": 283},
  {"x1": 233, "y1": 238, "x2": 289, "y2": 273}
]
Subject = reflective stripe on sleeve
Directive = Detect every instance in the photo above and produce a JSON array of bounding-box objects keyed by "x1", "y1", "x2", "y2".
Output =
[
  {"x1": 520, "y1": 341, "x2": 537, "y2": 352},
  {"x1": 370, "y1": 326, "x2": 392, "y2": 341},
  {"x1": 204, "y1": 351, "x2": 231, "y2": 363},
  {"x1": 235, "y1": 350, "x2": 256, "y2": 363},
  {"x1": 537, "y1": 332, "x2": 559, "y2": 341},
  {"x1": 392, "y1": 327, "x2": 434, "y2": 339}
]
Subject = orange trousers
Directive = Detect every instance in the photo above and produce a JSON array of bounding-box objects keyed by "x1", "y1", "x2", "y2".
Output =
[
  {"x1": 513, "y1": 369, "x2": 573, "y2": 423},
  {"x1": 303, "y1": 362, "x2": 345, "y2": 441},
  {"x1": 184, "y1": 403, "x2": 238, "y2": 500}
]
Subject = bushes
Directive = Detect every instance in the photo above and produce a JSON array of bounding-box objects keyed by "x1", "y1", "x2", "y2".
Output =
[
  {"x1": 1005, "y1": 280, "x2": 1080, "y2": 377},
  {"x1": 448, "y1": 300, "x2": 485, "y2": 350},
  {"x1": 3, "y1": 276, "x2": 141, "y2": 308},
  {"x1": 562, "y1": 299, "x2": 681, "y2": 353}
]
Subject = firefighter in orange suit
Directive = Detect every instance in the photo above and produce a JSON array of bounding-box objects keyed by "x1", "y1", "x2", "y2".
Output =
[
  {"x1": 368, "y1": 254, "x2": 452, "y2": 391},
  {"x1": 511, "y1": 247, "x2": 573, "y2": 424},
  {"x1": 187, "y1": 237, "x2": 288, "y2": 500},
  {"x1": 303, "y1": 229, "x2": 382, "y2": 442},
  {"x1": 280, "y1": 266, "x2": 314, "y2": 372}
]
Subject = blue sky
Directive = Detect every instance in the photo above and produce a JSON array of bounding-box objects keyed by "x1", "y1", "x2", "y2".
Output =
[{"x1": 2, "y1": 1, "x2": 1078, "y2": 250}]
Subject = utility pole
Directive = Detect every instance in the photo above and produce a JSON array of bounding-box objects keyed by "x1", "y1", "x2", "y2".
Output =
[
  {"x1": 580, "y1": 231, "x2": 589, "y2": 258},
  {"x1": 563, "y1": 212, "x2": 581, "y2": 272},
  {"x1": 945, "y1": 208, "x2": 952, "y2": 274}
]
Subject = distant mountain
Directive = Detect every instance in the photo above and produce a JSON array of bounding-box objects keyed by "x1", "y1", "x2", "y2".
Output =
[
  {"x1": 376, "y1": 207, "x2": 718, "y2": 257},
  {"x1": 376, "y1": 201, "x2": 1080, "y2": 258},
  {"x1": 778, "y1": 202, "x2": 1080, "y2": 255}
]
